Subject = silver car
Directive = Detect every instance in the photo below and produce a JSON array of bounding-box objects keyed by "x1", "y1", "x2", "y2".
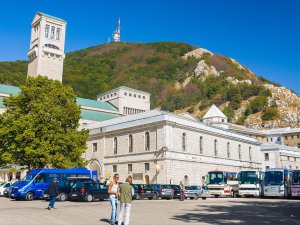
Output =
[
  {"x1": 184, "y1": 186, "x2": 199, "y2": 200},
  {"x1": 187, "y1": 185, "x2": 210, "y2": 200}
]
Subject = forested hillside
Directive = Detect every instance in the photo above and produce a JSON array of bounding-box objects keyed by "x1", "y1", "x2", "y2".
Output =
[{"x1": 0, "y1": 42, "x2": 299, "y2": 129}]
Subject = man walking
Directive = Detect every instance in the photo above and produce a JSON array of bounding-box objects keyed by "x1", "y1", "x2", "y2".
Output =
[
  {"x1": 47, "y1": 177, "x2": 59, "y2": 210},
  {"x1": 108, "y1": 174, "x2": 120, "y2": 225},
  {"x1": 118, "y1": 176, "x2": 134, "y2": 225}
]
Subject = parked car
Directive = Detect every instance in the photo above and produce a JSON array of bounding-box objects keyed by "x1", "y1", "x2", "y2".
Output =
[
  {"x1": 170, "y1": 185, "x2": 181, "y2": 199},
  {"x1": 69, "y1": 182, "x2": 109, "y2": 202},
  {"x1": 184, "y1": 186, "x2": 199, "y2": 200},
  {"x1": 132, "y1": 184, "x2": 157, "y2": 200},
  {"x1": 41, "y1": 177, "x2": 94, "y2": 201},
  {"x1": 0, "y1": 183, "x2": 11, "y2": 196},
  {"x1": 189, "y1": 185, "x2": 210, "y2": 200},
  {"x1": 151, "y1": 184, "x2": 174, "y2": 200}
]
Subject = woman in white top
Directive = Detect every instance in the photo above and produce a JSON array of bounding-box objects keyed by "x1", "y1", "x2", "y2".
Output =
[{"x1": 108, "y1": 174, "x2": 120, "y2": 225}]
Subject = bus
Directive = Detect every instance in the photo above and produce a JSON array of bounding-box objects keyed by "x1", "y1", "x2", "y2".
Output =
[
  {"x1": 292, "y1": 170, "x2": 300, "y2": 198},
  {"x1": 207, "y1": 171, "x2": 238, "y2": 197},
  {"x1": 264, "y1": 168, "x2": 292, "y2": 198},
  {"x1": 238, "y1": 170, "x2": 264, "y2": 197},
  {"x1": 10, "y1": 168, "x2": 91, "y2": 201}
]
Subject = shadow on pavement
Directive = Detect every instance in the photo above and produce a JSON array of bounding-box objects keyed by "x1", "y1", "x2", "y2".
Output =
[
  {"x1": 99, "y1": 218, "x2": 111, "y2": 224},
  {"x1": 171, "y1": 200, "x2": 300, "y2": 224}
]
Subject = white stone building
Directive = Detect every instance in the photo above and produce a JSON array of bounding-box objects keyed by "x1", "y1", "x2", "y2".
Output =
[
  {"x1": 85, "y1": 110, "x2": 261, "y2": 185},
  {"x1": 97, "y1": 86, "x2": 150, "y2": 115},
  {"x1": 27, "y1": 12, "x2": 66, "y2": 82}
]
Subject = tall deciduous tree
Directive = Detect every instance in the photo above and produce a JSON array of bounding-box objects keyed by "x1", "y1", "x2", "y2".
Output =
[{"x1": 0, "y1": 76, "x2": 88, "y2": 170}]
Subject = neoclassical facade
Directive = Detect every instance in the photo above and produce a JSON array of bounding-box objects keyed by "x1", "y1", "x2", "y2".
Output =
[{"x1": 85, "y1": 110, "x2": 261, "y2": 185}]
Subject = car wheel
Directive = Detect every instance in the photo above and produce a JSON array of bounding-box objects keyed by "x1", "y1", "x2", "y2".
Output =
[
  {"x1": 202, "y1": 197, "x2": 207, "y2": 200},
  {"x1": 85, "y1": 194, "x2": 93, "y2": 202},
  {"x1": 190, "y1": 197, "x2": 194, "y2": 200},
  {"x1": 25, "y1": 192, "x2": 34, "y2": 201},
  {"x1": 152, "y1": 194, "x2": 158, "y2": 200},
  {"x1": 59, "y1": 193, "x2": 67, "y2": 202},
  {"x1": 148, "y1": 197, "x2": 153, "y2": 200},
  {"x1": 214, "y1": 195, "x2": 219, "y2": 198},
  {"x1": 135, "y1": 194, "x2": 141, "y2": 200},
  {"x1": 194, "y1": 194, "x2": 199, "y2": 200}
]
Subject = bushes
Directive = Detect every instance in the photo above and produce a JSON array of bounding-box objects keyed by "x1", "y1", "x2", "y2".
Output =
[
  {"x1": 245, "y1": 96, "x2": 268, "y2": 116},
  {"x1": 261, "y1": 107, "x2": 279, "y2": 121}
]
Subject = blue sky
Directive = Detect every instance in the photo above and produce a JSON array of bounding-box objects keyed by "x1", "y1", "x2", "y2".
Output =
[{"x1": 0, "y1": 0, "x2": 299, "y2": 93}]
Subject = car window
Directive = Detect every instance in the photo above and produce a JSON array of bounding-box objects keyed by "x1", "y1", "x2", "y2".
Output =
[
  {"x1": 73, "y1": 182, "x2": 84, "y2": 188},
  {"x1": 161, "y1": 185, "x2": 171, "y2": 189},
  {"x1": 171, "y1": 185, "x2": 180, "y2": 190},
  {"x1": 192, "y1": 186, "x2": 201, "y2": 190},
  {"x1": 140, "y1": 185, "x2": 152, "y2": 189},
  {"x1": 202, "y1": 186, "x2": 208, "y2": 190},
  {"x1": 185, "y1": 186, "x2": 193, "y2": 190}
]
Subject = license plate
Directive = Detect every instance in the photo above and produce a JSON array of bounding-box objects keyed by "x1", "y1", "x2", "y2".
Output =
[
  {"x1": 146, "y1": 191, "x2": 151, "y2": 193},
  {"x1": 11, "y1": 194, "x2": 14, "y2": 197},
  {"x1": 43, "y1": 194, "x2": 49, "y2": 197},
  {"x1": 72, "y1": 194, "x2": 77, "y2": 196},
  {"x1": 177, "y1": 194, "x2": 180, "y2": 195}
]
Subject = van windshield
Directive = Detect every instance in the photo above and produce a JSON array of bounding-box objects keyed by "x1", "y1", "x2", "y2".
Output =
[
  {"x1": 293, "y1": 171, "x2": 300, "y2": 185},
  {"x1": 239, "y1": 171, "x2": 258, "y2": 184},
  {"x1": 22, "y1": 173, "x2": 38, "y2": 182},
  {"x1": 265, "y1": 171, "x2": 283, "y2": 185},
  {"x1": 207, "y1": 172, "x2": 224, "y2": 185}
]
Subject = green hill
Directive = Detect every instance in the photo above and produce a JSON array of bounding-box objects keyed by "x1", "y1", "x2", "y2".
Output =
[{"x1": 1, "y1": 42, "x2": 299, "y2": 128}]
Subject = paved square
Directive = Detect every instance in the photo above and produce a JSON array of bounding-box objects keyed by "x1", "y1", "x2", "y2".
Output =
[{"x1": 0, "y1": 197, "x2": 300, "y2": 224}]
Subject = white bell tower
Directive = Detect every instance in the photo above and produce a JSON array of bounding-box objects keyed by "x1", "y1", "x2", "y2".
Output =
[{"x1": 27, "y1": 12, "x2": 66, "y2": 82}]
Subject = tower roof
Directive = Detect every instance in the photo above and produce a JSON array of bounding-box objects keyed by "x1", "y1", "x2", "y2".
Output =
[
  {"x1": 36, "y1": 11, "x2": 66, "y2": 23},
  {"x1": 202, "y1": 104, "x2": 227, "y2": 120}
]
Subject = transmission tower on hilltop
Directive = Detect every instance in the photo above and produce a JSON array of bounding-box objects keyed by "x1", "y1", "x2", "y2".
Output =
[{"x1": 113, "y1": 18, "x2": 121, "y2": 42}]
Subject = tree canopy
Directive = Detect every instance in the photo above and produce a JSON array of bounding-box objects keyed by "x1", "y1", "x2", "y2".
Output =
[{"x1": 0, "y1": 76, "x2": 88, "y2": 170}]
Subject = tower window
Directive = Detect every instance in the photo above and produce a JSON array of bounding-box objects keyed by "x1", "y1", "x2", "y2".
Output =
[
  {"x1": 238, "y1": 144, "x2": 242, "y2": 160},
  {"x1": 227, "y1": 142, "x2": 230, "y2": 158},
  {"x1": 200, "y1": 136, "x2": 203, "y2": 154},
  {"x1": 145, "y1": 163, "x2": 150, "y2": 171},
  {"x1": 128, "y1": 164, "x2": 132, "y2": 172},
  {"x1": 143, "y1": 96, "x2": 145, "y2": 99},
  {"x1": 56, "y1": 28, "x2": 60, "y2": 40},
  {"x1": 45, "y1": 25, "x2": 50, "y2": 38},
  {"x1": 214, "y1": 139, "x2": 218, "y2": 156},
  {"x1": 50, "y1": 26, "x2": 55, "y2": 39},
  {"x1": 249, "y1": 147, "x2": 252, "y2": 162}
]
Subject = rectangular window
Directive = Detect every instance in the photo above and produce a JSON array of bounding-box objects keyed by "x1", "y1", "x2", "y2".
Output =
[
  {"x1": 266, "y1": 166, "x2": 270, "y2": 170},
  {"x1": 128, "y1": 164, "x2": 132, "y2": 172},
  {"x1": 50, "y1": 26, "x2": 55, "y2": 39},
  {"x1": 298, "y1": 143, "x2": 300, "y2": 148},
  {"x1": 265, "y1": 153, "x2": 269, "y2": 161},
  {"x1": 113, "y1": 165, "x2": 117, "y2": 173},
  {"x1": 92, "y1": 143, "x2": 97, "y2": 152},
  {"x1": 56, "y1": 28, "x2": 60, "y2": 40},
  {"x1": 145, "y1": 163, "x2": 150, "y2": 171},
  {"x1": 45, "y1": 25, "x2": 50, "y2": 38}
]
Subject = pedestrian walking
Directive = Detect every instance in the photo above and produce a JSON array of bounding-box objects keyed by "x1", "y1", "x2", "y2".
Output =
[
  {"x1": 47, "y1": 177, "x2": 59, "y2": 210},
  {"x1": 118, "y1": 176, "x2": 134, "y2": 225},
  {"x1": 179, "y1": 181, "x2": 185, "y2": 201},
  {"x1": 108, "y1": 174, "x2": 120, "y2": 225}
]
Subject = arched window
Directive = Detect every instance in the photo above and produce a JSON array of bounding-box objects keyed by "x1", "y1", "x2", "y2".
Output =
[
  {"x1": 249, "y1": 146, "x2": 252, "y2": 162},
  {"x1": 238, "y1": 144, "x2": 242, "y2": 160},
  {"x1": 145, "y1": 131, "x2": 150, "y2": 151},
  {"x1": 113, "y1": 137, "x2": 118, "y2": 154},
  {"x1": 214, "y1": 139, "x2": 218, "y2": 156},
  {"x1": 200, "y1": 136, "x2": 203, "y2": 154},
  {"x1": 129, "y1": 134, "x2": 133, "y2": 153},
  {"x1": 227, "y1": 142, "x2": 230, "y2": 158},
  {"x1": 182, "y1": 133, "x2": 186, "y2": 151}
]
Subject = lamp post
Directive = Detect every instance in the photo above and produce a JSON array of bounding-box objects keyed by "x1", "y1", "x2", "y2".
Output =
[{"x1": 156, "y1": 164, "x2": 160, "y2": 184}]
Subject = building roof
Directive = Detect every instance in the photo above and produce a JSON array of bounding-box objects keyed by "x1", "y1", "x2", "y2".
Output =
[
  {"x1": 261, "y1": 142, "x2": 300, "y2": 154},
  {"x1": 0, "y1": 83, "x2": 122, "y2": 122},
  {"x1": 80, "y1": 109, "x2": 121, "y2": 122},
  {"x1": 202, "y1": 104, "x2": 227, "y2": 119},
  {"x1": 36, "y1": 11, "x2": 66, "y2": 23},
  {"x1": 97, "y1": 86, "x2": 150, "y2": 97},
  {"x1": 87, "y1": 109, "x2": 258, "y2": 144},
  {"x1": 0, "y1": 84, "x2": 21, "y2": 96},
  {"x1": 77, "y1": 98, "x2": 119, "y2": 112}
]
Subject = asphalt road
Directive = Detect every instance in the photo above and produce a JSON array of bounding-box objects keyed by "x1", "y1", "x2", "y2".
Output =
[{"x1": 0, "y1": 197, "x2": 300, "y2": 225}]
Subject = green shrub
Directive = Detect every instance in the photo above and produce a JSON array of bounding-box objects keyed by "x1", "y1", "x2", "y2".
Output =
[{"x1": 261, "y1": 107, "x2": 279, "y2": 121}]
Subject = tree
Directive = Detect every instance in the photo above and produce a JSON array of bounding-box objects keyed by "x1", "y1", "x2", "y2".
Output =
[
  {"x1": 0, "y1": 76, "x2": 88, "y2": 170},
  {"x1": 261, "y1": 107, "x2": 279, "y2": 121}
]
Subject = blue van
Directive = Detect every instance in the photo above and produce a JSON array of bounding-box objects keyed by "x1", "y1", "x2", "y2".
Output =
[{"x1": 10, "y1": 168, "x2": 91, "y2": 201}]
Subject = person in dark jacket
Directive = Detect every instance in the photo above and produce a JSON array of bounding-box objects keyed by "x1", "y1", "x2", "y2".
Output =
[{"x1": 47, "y1": 177, "x2": 59, "y2": 210}]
